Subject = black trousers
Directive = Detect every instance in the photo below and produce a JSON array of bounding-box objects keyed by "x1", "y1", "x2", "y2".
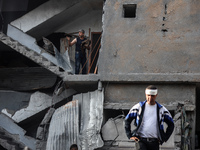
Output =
[{"x1": 135, "y1": 139, "x2": 159, "y2": 150}]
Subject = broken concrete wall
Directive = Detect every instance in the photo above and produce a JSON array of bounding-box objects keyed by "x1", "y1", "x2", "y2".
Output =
[{"x1": 99, "y1": 0, "x2": 200, "y2": 74}]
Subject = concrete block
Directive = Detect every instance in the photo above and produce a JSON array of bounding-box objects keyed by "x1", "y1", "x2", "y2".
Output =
[
  {"x1": 173, "y1": 112, "x2": 181, "y2": 121},
  {"x1": 101, "y1": 119, "x2": 118, "y2": 141},
  {"x1": 12, "y1": 92, "x2": 52, "y2": 123},
  {"x1": 36, "y1": 127, "x2": 44, "y2": 140},
  {"x1": 174, "y1": 135, "x2": 181, "y2": 143},
  {"x1": 36, "y1": 140, "x2": 46, "y2": 150}
]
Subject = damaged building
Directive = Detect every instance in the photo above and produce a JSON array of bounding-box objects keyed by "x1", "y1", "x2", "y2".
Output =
[{"x1": 0, "y1": 0, "x2": 200, "y2": 149}]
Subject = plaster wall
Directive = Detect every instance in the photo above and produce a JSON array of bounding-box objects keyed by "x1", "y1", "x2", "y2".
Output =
[
  {"x1": 104, "y1": 84, "x2": 196, "y2": 109},
  {"x1": 99, "y1": 0, "x2": 200, "y2": 75}
]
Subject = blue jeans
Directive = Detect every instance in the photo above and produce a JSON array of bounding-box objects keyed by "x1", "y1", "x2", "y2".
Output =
[{"x1": 75, "y1": 51, "x2": 87, "y2": 74}]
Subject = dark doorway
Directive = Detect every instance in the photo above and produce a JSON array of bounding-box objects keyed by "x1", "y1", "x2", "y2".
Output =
[{"x1": 88, "y1": 32, "x2": 101, "y2": 73}]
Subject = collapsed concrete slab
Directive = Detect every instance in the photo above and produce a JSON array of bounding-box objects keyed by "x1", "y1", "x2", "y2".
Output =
[
  {"x1": 11, "y1": 91, "x2": 52, "y2": 123},
  {"x1": 0, "y1": 113, "x2": 35, "y2": 150},
  {"x1": 2, "y1": 89, "x2": 76, "y2": 123}
]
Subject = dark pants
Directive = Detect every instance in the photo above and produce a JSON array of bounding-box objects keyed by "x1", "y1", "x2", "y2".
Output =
[
  {"x1": 75, "y1": 51, "x2": 86, "y2": 74},
  {"x1": 135, "y1": 139, "x2": 159, "y2": 150}
]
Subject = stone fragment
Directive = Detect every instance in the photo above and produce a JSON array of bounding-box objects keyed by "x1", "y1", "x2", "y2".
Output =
[{"x1": 40, "y1": 108, "x2": 55, "y2": 125}]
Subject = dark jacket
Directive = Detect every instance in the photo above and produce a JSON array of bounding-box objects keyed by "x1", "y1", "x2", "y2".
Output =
[{"x1": 125, "y1": 100, "x2": 174, "y2": 144}]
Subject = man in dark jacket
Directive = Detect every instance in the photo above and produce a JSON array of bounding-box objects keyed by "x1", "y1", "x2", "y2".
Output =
[
  {"x1": 67, "y1": 29, "x2": 90, "y2": 74},
  {"x1": 125, "y1": 85, "x2": 174, "y2": 150}
]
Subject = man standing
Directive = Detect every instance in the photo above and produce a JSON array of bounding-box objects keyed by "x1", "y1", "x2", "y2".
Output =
[
  {"x1": 67, "y1": 29, "x2": 90, "y2": 74},
  {"x1": 125, "y1": 85, "x2": 174, "y2": 150}
]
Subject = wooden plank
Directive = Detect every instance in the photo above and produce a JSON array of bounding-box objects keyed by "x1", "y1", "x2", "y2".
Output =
[{"x1": 0, "y1": 67, "x2": 57, "y2": 91}]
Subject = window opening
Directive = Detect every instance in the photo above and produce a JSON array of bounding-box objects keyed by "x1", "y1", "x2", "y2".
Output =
[{"x1": 123, "y1": 4, "x2": 137, "y2": 18}]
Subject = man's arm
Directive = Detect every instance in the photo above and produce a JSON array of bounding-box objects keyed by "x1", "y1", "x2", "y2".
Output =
[
  {"x1": 125, "y1": 117, "x2": 133, "y2": 139},
  {"x1": 124, "y1": 107, "x2": 138, "y2": 139},
  {"x1": 66, "y1": 37, "x2": 77, "y2": 47},
  {"x1": 163, "y1": 110, "x2": 175, "y2": 142}
]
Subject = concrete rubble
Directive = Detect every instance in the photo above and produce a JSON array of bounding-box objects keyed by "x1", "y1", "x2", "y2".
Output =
[
  {"x1": 0, "y1": 113, "x2": 36, "y2": 150},
  {"x1": 2, "y1": 89, "x2": 76, "y2": 123}
]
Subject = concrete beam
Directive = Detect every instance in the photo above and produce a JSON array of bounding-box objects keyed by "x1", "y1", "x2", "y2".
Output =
[{"x1": 63, "y1": 73, "x2": 200, "y2": 83}]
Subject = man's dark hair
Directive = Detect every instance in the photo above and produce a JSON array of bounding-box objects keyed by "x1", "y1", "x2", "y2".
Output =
[
  {"x1": 146, "y1": 85, "x2": 157, "y2": 90},
  {"x1": 70, "y1": 144, "x2": 78, "y2": 150},
  {"x1": 79, "y1": 29, "x2": 85, "y2": 34}
]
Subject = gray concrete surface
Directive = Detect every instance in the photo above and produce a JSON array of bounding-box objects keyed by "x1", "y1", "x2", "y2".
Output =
[
  {"x1": 10, "y1": 0, "x2": 103, "y2": 39},
  {"x1": 98, "y1": 0, "x2": 200, "y2": 75},
  {"x1": 0, "y1": 90, "x2": 31, "y2": 112},
  {"x1": 104, "y1": 84, "x2": 195, "y2": 107},
  {"x1": 0, "y1": 113, "x2": 36, "y2": 150}
]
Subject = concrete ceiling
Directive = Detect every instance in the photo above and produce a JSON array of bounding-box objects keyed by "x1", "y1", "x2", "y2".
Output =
[{"x1": 27, "y1": 0, "x2": 104, "y2": 40}]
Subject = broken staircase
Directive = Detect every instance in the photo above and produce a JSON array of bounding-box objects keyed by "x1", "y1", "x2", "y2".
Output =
[{"x1": 0, "y1": 25, "x2": 72, "y2": 78}]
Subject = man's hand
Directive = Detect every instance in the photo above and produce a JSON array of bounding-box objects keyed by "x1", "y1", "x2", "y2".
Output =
[
  {"x1": 130, "y1": 137, "x2": 140, "y2": 142},
  {"x1": 66, "y1": 36, "x2": 71, "y2": 41}
]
